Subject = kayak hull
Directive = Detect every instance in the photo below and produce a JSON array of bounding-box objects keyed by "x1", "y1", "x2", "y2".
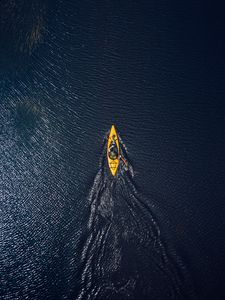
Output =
[{"x1": 107, "y1": 125, "x2": 120, "y2": 176}]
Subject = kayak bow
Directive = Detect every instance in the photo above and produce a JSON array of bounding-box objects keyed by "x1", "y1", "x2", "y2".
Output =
[{"x1": 107, "y1": 125, "x2": 120, "y2": 176}]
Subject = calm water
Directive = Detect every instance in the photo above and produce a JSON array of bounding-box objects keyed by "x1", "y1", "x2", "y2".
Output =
[{"x1": 1, "y1": 1, "x2": 225, "y2": 299}]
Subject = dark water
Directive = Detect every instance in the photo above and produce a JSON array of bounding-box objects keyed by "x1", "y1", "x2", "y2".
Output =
[{"x1": 1, "y1": 1, "x2": 225, "y2": 299}]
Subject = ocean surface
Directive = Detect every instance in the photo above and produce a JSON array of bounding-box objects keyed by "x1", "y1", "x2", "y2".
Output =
[{"x1": 1, "y1": 1, "x2": 225, "y2": 299}]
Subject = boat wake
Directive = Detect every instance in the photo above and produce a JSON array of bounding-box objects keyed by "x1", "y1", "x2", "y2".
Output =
[{"x1": 75, "y1": 137, "x2": 197, "y2": 300}]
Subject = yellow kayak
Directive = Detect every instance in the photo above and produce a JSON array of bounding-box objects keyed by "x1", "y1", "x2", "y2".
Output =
[{"x1": 107, "y1": 125, "x2": 120, "y2": 176}]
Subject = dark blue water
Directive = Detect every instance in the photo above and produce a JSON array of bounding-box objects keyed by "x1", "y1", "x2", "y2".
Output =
[{"x1": 1, "y1": 1, "x2": 225, "y2": 299}]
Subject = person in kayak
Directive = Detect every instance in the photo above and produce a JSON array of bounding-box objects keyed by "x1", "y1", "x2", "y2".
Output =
[{"x1": 108, "y1": 135, "x2": 119, "y2": 160}]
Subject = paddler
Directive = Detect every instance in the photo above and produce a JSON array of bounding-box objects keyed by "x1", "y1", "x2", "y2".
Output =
[{"x1": 108, "y1": 135, "x2": 119, "y2": 160}]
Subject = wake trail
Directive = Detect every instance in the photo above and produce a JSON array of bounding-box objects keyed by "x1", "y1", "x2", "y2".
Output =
[{"x1": 75, "y1": 136, "x2": 197, "y2": 300}]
